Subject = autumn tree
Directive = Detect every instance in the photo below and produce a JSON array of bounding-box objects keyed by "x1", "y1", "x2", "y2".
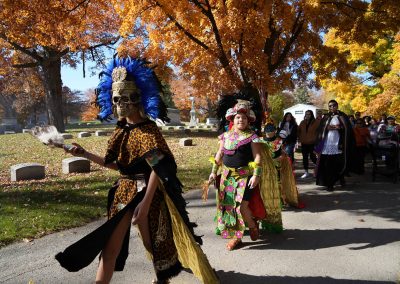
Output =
[
  {"x1": 0, "y1": 67, "x2": 46, "y2": 125},
  {"x1": 313, "y1": 1, "x2": 400, "y2": 117},
  {"x1": 81, "y1": 88, "x2": 98, "y2": 122},
  {"x1": 62, "y1": 86, "x2": 85, "y2": 124},
  {"x1": 0, "y1": 0, "x2": 121, "y2": 132},
  {"x1": 114, "y1": 0, "x2": 334, "y2": 113}
]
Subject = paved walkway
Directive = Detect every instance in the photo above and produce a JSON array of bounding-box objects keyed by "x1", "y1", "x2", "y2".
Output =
[{"x1": 0, "y1": 167, "x2": 399, "y2": 284}]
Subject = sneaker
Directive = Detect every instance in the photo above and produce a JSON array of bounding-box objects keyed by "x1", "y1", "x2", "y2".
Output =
[{"x1": 301, "y1": 172, "x2": 311, "y2": 179}]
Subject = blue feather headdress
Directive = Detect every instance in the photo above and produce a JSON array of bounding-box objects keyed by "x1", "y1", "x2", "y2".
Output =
[{"x1": 96, "y1": 56, "x2": 169, "y2": 122}]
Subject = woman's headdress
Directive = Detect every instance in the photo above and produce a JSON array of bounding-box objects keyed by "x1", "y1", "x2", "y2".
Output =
[
  {"x1": 216, "y1": 87, "x2": 263, "y2": 134},
  {"x1": 95, "y1": 56, "x2": 169, "y2": 122}
]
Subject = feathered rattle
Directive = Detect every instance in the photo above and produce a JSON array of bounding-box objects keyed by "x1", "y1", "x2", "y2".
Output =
[{"x1": 30, "y1": 126, "x2": 84, "y2": 154}]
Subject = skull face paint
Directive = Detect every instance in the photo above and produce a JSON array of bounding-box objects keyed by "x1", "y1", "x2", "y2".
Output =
[{"x1": 111, "y1": 67, "x2": 141, "y2": 118}]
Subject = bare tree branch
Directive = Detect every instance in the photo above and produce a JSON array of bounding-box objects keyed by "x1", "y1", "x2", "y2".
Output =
[
  {"x1": 66, "y1": 0, "x2": 91, "y2": 13},
  {"x1": 154, "y1": 1, "x2": 210, "y2": 51},
  {"x1": 0, "y1": 34, "x2": 43, "y2": 62},
  {"x1": 271, "y1": 10, "x2": 304, "y2": 72},
  {"x1": 12, "y1": 62, "x2": 39, "y2": 68}
]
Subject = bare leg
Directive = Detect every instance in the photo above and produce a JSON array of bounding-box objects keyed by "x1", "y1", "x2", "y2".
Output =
[
  {"x1": 137, "y1": 217, "x2": 152, "y2": 253},
  {"x1": 95, "y1": 209, "x2": 134, "y2": 284},
  {"x1": 240, "y1": 200, "x2": 256, "y2": 228}
]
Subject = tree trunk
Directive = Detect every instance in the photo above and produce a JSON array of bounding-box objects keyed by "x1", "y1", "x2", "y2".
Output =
[{"x1": 41, "y1": 55, "x2": 65, "y2": 132}]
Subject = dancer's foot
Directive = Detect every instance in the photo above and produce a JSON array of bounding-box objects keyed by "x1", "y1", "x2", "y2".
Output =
[
  {"x1": 249, "y1": 226, "x2": 260, "y2": 241},
  {"x1": 226, "y1": 239, "x2": 242, "y2": 251},
  {"x1": 327, "y1": 186, "x2": 334, "y2": 192},
  {"x1": 340, "y1": 177, "x2": 346, "y2": 187}
]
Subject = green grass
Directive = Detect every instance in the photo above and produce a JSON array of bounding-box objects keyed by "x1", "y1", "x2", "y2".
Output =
[{"x1": 0, "y1": 129, "x2": 218, "y2": 247}]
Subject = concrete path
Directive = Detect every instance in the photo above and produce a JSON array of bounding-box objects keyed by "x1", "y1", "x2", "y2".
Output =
[{"x1": 0, "y1": 168, "x2": 399, "y2": 284}]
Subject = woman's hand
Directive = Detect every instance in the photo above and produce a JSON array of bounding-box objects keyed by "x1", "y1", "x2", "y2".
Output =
[
  {"x1": 208, "y1": 173, "x2": 216, "y2": 184},
  {"x1": 328, "y1": 125, "x2": 340, "y2": 130},
  {"x1": 248, "y1": 175, "x2": 260, "y2": 189},
  {"x1": 65, "y1": 142, "x2": 86, "y2": 157},
  {"x1": 131, "y1": 201, "x2": 150, "y2": 225}
]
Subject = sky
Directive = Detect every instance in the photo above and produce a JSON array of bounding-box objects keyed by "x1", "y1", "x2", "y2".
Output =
[{"x1": 61, "y1": 64, "x2": 99, "y2": 93}]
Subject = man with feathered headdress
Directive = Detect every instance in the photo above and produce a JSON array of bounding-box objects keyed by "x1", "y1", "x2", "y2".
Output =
[{"x1": 55, "y1": 57, "x2": 218, "y2": 284}]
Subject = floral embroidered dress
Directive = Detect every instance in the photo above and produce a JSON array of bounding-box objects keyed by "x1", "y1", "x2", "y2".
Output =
[{"x1": 215, "y1": 129, "x2": 259, "y2": 239}]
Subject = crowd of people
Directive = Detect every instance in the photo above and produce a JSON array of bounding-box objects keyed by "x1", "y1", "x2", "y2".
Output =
[{"x1": 271, "y1": 101, "x2": 399, "y2": 191}]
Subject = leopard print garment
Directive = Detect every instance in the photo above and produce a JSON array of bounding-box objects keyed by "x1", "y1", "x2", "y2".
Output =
[
  {"x1": 106, "y1": 120, "x2": 181, "y2": 279},
  {"x1": 104, "y1": 120, "x2": 173, "y2": 167}
]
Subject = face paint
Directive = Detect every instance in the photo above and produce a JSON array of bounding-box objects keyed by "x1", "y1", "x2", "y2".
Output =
[{"x1": 111, "y1": 67, "x2": 141, "y2": 118}]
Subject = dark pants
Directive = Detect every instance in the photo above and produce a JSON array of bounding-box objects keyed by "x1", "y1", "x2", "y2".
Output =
[
  {"x1": 316, "y1": 154, "x2": 345, "y2": 188},
  {"x1": 354, "y1": 146, "x2": 367, "y2": 174},
  {"x1": 301, "y1": 144, "x2": 317, "y2": 171}
]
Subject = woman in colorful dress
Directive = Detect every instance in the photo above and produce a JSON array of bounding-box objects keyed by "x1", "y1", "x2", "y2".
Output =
[
  {"x1": 264, "y1": 123, "x2": 302, "y2": 208},
  {"x1": 209, "y1": 90, "x2": 282, "y2": 251},
  {"x1": 55, "y1": 57, "x2": 218, "y2": 284}
]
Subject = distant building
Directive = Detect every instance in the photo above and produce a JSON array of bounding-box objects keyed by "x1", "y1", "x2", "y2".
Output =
[{"x1": 283, "y1": 104, "x2": 326, "y2": 124}]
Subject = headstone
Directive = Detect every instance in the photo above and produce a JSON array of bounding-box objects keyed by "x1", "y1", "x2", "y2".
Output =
[
  {"x1": 95, "y1": 130, "x2": 108, "y2": 136},
  {"x1": 179, "y1": 138, "x2": 193, "y2": 146},
  {"x1": 78, "y1": 132, "x2": 91, "y2": 138},
  {"x1": 10, "y1": 163, "x2": 45, "y2": 181},
  {"x1": 166, "y1": 108, "x2": 184, "y2": 126},
  {"x1": 4, "y1": 131, "x2": 16, "y2": 134},
  {"x1": 206, "y1": 118, "x2": 219, "y2": 125},
  {"x1": 62, "y1": 157, "x2": 90, "y2": 174},
  {"x1": 61, "y1": 133, "x2": 73, "y2": 139},
  {"x1": 22, "y1": 129, "x2": 32, "y2": 134}
]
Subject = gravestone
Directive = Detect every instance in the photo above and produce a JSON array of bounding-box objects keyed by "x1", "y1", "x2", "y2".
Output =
[
  {"x1": 95, "y1": 130, "x2": 108, "y2": 136},
  {"x1": 78, "y1": 132, "x2": 91, "y2": 138},
  {"x1": 166, "y1": 108, "x2": 184, "y2": 126},
  {"x1": 61, "y1": 133, "x2": 73, "y2": 139},
  {"x1": 179, "y1": 138, "x2": 193, "y2": 146},
  {"x1": 206, "y1": 118, "x2": 219, "y2": 125},
  {"x1": 22, "y1": 129, "x2": 32, "y2": 134},
  {"x1": 62, "y1": 157, "x2": 90, "y2": 174},
  {"x1": 10, "y1": 163, "x2": 45, "y2": 181},
  {"x1": 4, "y1": 131, "x2": 16, "y2": 134}
]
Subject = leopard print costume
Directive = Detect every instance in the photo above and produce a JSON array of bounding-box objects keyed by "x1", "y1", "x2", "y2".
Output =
[{"x1": 105, "y1": 120, "x2": 182, "y2": 279}]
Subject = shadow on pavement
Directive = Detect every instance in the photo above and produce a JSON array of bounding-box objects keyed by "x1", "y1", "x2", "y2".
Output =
[
  {"x1": 215, "y1": 271, "x2": 393, "y2": 284},
  {"x1": 294, "y1": 185, "x2": 400, "y2": 222},
  {"x1": 242, "y1": 227, "x2": 400, "y2": 251}
]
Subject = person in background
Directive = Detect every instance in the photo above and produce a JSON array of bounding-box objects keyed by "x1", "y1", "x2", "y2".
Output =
[
  {"x1": 386, "y1": 116, "x2": 398, "y2": 136},
  {"x1": 355, "y1": 111, "x2": 361, "y2": 120},
  {"x1": 297, "y1": 110, "x2": 320, "y2": 178},
  {"x1": 363, "y1": 116, "x2": 371, "y2": 127},
  {"x1": 353, "y1": 118, "x2": 371, "y2": 174},
  {"x1": 278, "y1": 112, "x2": 298, "y2": 164},
  {"x1": 314, "y1": 100, "x2": 355, "y2": 191},
  {"x1": 379, "y1": 113, "x2": 388, "y2": 125},
  {"x1": 316, "y1": 110, "x2": 324, "y2": 121},
  {"x1": 368, "y1": 117, "x2": 379, "y2": 144},
  {"x1": 348, "y1": 115, "x2": 355, "y2": 128}
]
